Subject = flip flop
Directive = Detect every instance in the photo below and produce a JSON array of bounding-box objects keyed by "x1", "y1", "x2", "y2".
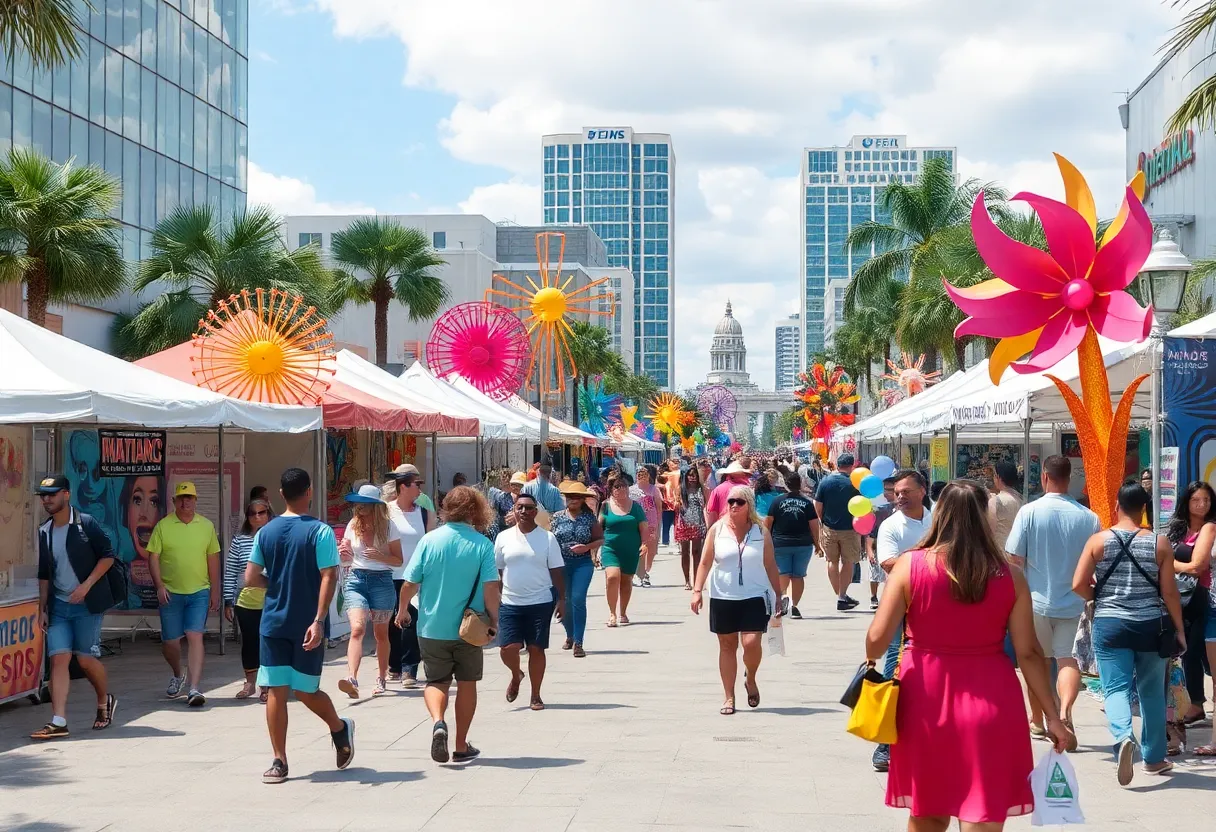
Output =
[
  {"x1": 235, "y1": 681, "x2": 256, "y2": 699},
  {"x1": 720, "y1": 700, "x2": 736, "y2": 715},
  {"x1": 530, "y1": 697, "x2": 545, "y2": 711},
  {"x1": 93, "y1": 694, "x2": 117, "y2": 730},
  {"x1": 745, "y1": 681, "x2": 760, "y2": 709},
  {"x1": 606, "y1": 617, "x2": 618, "y2": 628},
  {"x1": 506, "y1": 672, "x2": 524, "y2": 703},
  {"x1": 1194, "y1": 745, "x2": 1216, "y2": 756}
]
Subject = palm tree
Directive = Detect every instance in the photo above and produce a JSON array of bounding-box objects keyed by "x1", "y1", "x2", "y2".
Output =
[
  {"x1": 112, "y1": 204, "x2": 336, "y2": 358},
  {"x1": 329, "y1": 218, "x2": 448, "y2": 366},
  {"x1": 566, "y1": 320, "x2": 624, "y2": 407},
  {"x1": 843, "y1": 157, "x2": 1008, "y2": 315},
  {"x1": 604, "y1": 362, "x2": 658, "y2": 405},
  {"x1": 0, "y1": 148, "x2": 124, "y2": 327},
  {"x1": 1, "y1": 0, "x2": 84, "y2": 71},
  {"x1": 1163, "y1": 1, "x2": 1216, "y2": 133}
]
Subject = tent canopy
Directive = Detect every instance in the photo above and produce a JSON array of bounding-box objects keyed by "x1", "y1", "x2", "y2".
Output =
[
  {"x1": 396, "y1": 363, "x2": 517, "y2": 439},
  {"x1": 0, "y1": 309, "x2": 320, "y2": 431},
  {"x1": 1168, "y1": 310, "x2": 1216, "y2": 339},
  {"x1": 333, "y1": 351, "x2": 478, "y2": 436}
]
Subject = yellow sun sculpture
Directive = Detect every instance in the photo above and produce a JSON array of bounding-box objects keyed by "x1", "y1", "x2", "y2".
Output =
[
  {"x1": 618, "y1": 403, "x2": 639, "y2": 433},
  {"x1": 192, "y1": 288, "x2": 335, "y2": 405},
  {"x1": 485, "y1": 232, "x2": 613, "y2": 399},
  {"x1": 647, "y1": 392, "x2": 688, "y2": 436}
]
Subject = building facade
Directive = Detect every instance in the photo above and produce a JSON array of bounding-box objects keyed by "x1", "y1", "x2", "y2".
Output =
[
  {"x1": 283, "y1": 216, "x2": 634, "y2": 373},
  {"x1": 0, "y1": 0, "x2": 249, "y2": 348},
  {"x1": 774, "y1": 313, "x2": 800, "y2": 391},
  {"x1": 801, "y1": 135, "x2": 955, "y2": 362},
  {"x1": 541, "y1": 127, "x2": 674, "y2": 388},
  {"x1": 1123, "y1": 42, "x2": 1216, "y2": 264}
]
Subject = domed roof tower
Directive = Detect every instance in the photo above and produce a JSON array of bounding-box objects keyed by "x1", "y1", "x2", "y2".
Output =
[{"x1": 706, "y1": 300, "x2": 751, "y2": 386}]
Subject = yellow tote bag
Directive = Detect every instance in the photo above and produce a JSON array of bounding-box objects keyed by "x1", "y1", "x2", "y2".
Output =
[{"x1": 845, "y1": 674, "x2": 899, "y2": 744}]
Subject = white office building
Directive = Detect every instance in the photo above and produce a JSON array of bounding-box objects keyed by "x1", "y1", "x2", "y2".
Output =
[
  {"x1": 774, "y1": 314, "x2": 800, "y2": 391},
  {"x1": 801, "y1": 135, "x2": 956, "y2": 363},
  {"x1": 542, "y1": 127, "x2": 675, "y2": 388}
]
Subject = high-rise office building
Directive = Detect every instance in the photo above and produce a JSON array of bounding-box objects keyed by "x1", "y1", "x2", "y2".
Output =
[
  {"x1": 774, "y1": 313, "x2": 800, "y2": 391},
  {"x1": 542, "y1": 127, "x2": 675, "y2": 388},
  {"x1": 801, "y1": 135, "x2": 955, "y2": 363},
  {"x1": 0, "y1": 0, "x2": 249, "y2": 346}
]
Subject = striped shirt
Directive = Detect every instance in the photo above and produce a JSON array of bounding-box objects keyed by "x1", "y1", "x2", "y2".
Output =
[
  {"x1": 223, "y1": 533, "x2": 264, "y2": 609},
  {"x1": 1094, "y1": 529, "x2": 1164, "y2": 622}
]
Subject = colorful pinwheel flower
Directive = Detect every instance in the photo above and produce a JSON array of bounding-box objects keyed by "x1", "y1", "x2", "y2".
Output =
[{"x1": 795, "y1": 364, "x2": 860, "y2": 442}]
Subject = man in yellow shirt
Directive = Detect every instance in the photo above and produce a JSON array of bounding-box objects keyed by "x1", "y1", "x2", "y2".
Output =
[{"x1": 147, "y1": 482, "x2": 221, "y2": 707}]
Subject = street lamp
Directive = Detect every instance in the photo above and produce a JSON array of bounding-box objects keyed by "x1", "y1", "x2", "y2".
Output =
[{"x1": 1137, "y1": 228, "x2": 1194, "y2": 530}]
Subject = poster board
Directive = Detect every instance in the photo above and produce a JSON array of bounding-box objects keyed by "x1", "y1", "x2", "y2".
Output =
[
  {"x1": 0, "y1": 426, "x2": 31, "y2": 573},
  {"x1": 1163, "y1": 336, "x2": 1216, "y2": 490},
  {"x1": 1159, "y1": 447, "x2": 1179, "y2": 532},
  {"x1": 0, "y1": 596, "x2": 44, "y2": 705},
  {"x1": 929, "y1": 437, "x2": 950, "y2": 483}
]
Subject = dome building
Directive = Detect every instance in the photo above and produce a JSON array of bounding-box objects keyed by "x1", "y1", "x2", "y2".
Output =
[{"x1": 707, "y1": 301, "x2": 752, "y2": 386}]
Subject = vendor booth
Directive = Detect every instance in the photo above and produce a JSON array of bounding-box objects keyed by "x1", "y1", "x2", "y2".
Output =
[{"x1": 0, "y1": 309, "x2": 323, "y2": 700}]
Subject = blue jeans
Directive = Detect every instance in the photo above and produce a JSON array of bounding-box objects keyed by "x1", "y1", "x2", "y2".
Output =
[
  {"x1": 661, "y1": 510, "x2": 675, "y2": 546},
  {"x1": 1092, "y1": 616, "x2": 1169, "y2": 765},
  {"x1": 47, "y1": 601, "x2": 103, "y2": 658},
  {"x1": 159, "y1": 588, "x2": 210, "y2": 641},
  {"x1": 563, "y1": 556, "x2": 595, "y2": 644},
  {"x1": 882, "y1": 619, "x2": 903, "y2": 679}
]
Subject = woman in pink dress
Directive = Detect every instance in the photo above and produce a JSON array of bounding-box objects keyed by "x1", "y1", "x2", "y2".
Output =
[{"x1": 865, "y1": 481, "x2": 1071, "y2": 831}]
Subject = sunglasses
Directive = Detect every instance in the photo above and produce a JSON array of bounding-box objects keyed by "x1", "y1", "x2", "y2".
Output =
[
  {"x1": 249, "y1": 509, "x2": 269, "y2": 517},
  {"x1": 727, "y1": 498, "x2": 748, "y2": 507}
]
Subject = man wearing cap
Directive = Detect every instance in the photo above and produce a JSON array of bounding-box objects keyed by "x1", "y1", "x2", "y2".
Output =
[
  {"x1": 523, "y1": 459, "x2": 564, "y2": 514},
  {"x1": 147, "y1": 481, "x2": 221, "y2": 707},
  {"x1": 814, "y1": 453, "x2": 862, "y2": 611},
  {"x1": 30, "y1": 475, "x2": 120, "y2": 740},
  {"x1": 705, "y1": 460, "x2": 753, "y2": 527}
]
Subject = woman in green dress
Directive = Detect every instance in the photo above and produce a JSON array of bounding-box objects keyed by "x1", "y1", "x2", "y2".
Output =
[{"x1": 600, "y1": 470, "x2": 649, "y2": 627}]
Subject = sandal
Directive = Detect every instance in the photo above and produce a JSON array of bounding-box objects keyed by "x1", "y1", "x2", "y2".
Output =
[
  {"x1": 530, "y1": 697, "x2": 545, "y2": 711},
  {"x1": 92, "y1": 694, "x2": 118, "y2": 730},
  {"x1": 561, "y1": 638, "x2": 573, "y2": 650},
  {"x1": 235, "y1": 680, "x2": 257, "y2": 699},
  {"x1": 606, "y1": 616, "x2": 618, "y2": 628},
  {"x1": 259, "y1": 688, "x2": 269, "y2": 704},
  {"x1": 745, "y1": 681, "x2": 760, "y2": 709},
  {"x1": 1194, "y1": 745, "x2": 1216, "y2": 756},
  {"x1": 506, "y1": 671, "x2": 524, "y2": 703},
  {"x1": 619, "y1": 615, "x2": 630, "y2": 625},
  {"x1": 30, "y1": 722, "x2": 69, "y2": 740},
  {"x1": 372, "y1": 677, "x2": 387, "y2": 696},
  {"x1": 720, "y1": 699, "x2": 736, "y2": 716}
]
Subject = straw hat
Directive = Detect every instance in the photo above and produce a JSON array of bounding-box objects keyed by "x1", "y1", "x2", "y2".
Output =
[
  {"x1": 717, "y1": 460, "x2": 751, "y2": 478},
  {"x1": 509, "y1": 471, "x2": 528, "y2": 486},
  {"x1": 558, "y1": 480, "x2": 595, "y2": 498}
]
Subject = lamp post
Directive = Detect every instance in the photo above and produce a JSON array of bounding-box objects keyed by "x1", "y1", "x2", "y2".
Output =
[{"x1": 1135, "y1": 228, "x2": 1193, "y2": 530}]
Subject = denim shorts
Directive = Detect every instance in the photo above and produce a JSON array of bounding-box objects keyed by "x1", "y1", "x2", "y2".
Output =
[
  {"x1": 343, "y1": 568, "x2": 396, "y2": 617},
  {"x1": 774, "y1": 545, "x2": 815, "y2": 578},
  {"x1": 47, "y1": 601, "x2": 103, "y2": 658},
  {"x1": 160, "y1": 588, "x2": 210, "y2": 641}
]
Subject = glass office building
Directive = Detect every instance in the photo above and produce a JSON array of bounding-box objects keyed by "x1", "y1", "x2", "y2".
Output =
[
  {"x1": 542, "y1": 127, "x2": 675, "y2": 388},
  {"x1": 801, "y1": 135, "x2": 954, "y2": 360},
  {"x1": 0, "y1": 0, "x2": 248, "y2": 337}
]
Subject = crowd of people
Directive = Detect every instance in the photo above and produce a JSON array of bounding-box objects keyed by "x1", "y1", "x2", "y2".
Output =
[{"x1": 26, "y1": 446, "x2": 1215, "y2": 825}]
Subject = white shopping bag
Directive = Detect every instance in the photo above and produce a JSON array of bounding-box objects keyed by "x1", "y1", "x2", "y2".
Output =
[
  {"x1": 764, "y1": 617, "x2": 786, "y2": 657},
  {"x1": 1030, "y1": 750, "x2": 1084, "y2": 826}
]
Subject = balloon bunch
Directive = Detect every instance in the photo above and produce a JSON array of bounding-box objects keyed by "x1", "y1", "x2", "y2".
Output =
[{"x1": 844, "y1": 455, "x2": 897, "y2": 534}]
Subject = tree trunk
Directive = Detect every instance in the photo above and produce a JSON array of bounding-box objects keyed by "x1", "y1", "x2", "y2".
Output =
[
  {"x1": 923, "y1": 346, "x2": 939, "y2": 375},
  {"x1": 954, "y1": 339, "x2": 967, "y2": 371},
  {"x1": 26, "y1": 264, "x2": 48, "y2": 327},
  {"x1": 373, "y1": 281, "x2": 390, "y2": 366}
]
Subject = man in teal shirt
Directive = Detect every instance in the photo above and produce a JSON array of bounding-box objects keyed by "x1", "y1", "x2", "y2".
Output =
[{"x1": 397, "y1": 486, "x2": 500, "y2": 764}]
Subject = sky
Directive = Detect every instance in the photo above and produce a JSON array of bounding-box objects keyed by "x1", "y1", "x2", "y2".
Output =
[{"x1": 248, "y1": 0, "x2": 1182, "y2": 391}]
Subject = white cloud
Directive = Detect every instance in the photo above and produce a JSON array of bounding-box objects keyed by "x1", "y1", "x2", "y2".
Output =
[
  {"x1": 248, "y1": 161, "x2": 377, "y2": 216},
  {"x1": 252, "y1": 49, "x2": 277, "y2": 64},
  {"x1": 457, "y1": 179, "x2": 541, "y2": 224},
  {"x1": 303, "y1": 0, "x2": 1181, "y2": 386}
]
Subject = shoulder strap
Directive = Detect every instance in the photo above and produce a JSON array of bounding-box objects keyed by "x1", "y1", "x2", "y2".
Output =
[
  {"x1": 1095, "y1": 530, "x2": 1160, "y2": 598},
  {"x1": 466, "y1": 562, "x2": 481, "y2": 609},
  {"x1": 1121, "y1": 532, "x2": 1162, "y2": 597},
  {"x1": 420, "y1": 507, "x2": 429, "y2": 528}
]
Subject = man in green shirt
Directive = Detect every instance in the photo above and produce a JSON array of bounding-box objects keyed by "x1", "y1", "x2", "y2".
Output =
[{"x1": 147, "y1": 482, "x2": 221, "y2": 707}]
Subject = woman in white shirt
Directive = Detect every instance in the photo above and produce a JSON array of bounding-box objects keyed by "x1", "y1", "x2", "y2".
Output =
[
  {"x1": 386, "y1": 469, "x2": 434, "y2": 689},
  {"x1": 494, "y1": 493, "x2": 566, "y2": 710},
  {"x1": 338, "y1": 484, "x2": 403, "y2": 698},
  {"x1": 691, "y1": 485, "x2": 781, "y2": 715}
]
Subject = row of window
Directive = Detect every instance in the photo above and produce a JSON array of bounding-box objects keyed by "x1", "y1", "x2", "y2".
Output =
[
  {"x1": 546, "y1": 141, "x2": 669, "y2": 160},
  {"x1": 845, "y1": 161, "x2": 918, "y2": 173},
  {"x1": 843, "y1": 150, "x2": 920, "y2": 162},
  {"x1": 642, "y1": 322, "x2": 668, "y2": 336},
  {"x1": 80, "y1": 0, "x2": 248, "y2": 60},
  {"x1": 806, "y1": 173, "x2": 917, "y2": 185}
]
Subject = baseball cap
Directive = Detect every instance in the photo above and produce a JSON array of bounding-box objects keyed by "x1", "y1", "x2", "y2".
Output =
[
  {"x1": 386, "y1": 463, "x2": 420, "y2": 482},
  {"x1": 35, "y1": 474, "x2": 70, "y2": 495},
  {"x1": 509, "y1": 472, "x2": 528, "y2": 486},
  {"x1": 174, "y1": 482, "x2": 198, "y2": 498}
]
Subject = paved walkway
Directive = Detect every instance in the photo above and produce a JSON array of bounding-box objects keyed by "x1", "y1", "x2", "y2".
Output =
[{"x1": 1, "y1": 548, "x2": 1213, "y2": 831}]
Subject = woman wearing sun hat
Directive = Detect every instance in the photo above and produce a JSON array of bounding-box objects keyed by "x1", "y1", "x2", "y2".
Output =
[
  {"x1": 337, "y1": 484, "x2": 404, "y2": 698},
  {"x1": 551, "y1": 479, "x2": 604, "y2": 656}
]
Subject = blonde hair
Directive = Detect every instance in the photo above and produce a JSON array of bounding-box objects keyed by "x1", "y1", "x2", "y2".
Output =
[
  {"x1": 350, "y1": 501, "x2": 390, "y2": 549},
  {"x1": 727, "y1": 484, "x2": 761, "y2": 526}
]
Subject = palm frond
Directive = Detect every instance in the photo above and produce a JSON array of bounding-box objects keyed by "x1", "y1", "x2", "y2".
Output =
[
  {"x1": 1167, "y1": 67, "x2": 1216, "y2": 133},
  {"x1": 844, "y1": 247, "x2": 914, "y2": 314},
  {"x1": 0, "y1": 0, "x2": 84, "y2": 70}
]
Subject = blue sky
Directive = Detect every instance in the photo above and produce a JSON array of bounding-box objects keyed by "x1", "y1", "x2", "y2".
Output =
[{"x1": 247, "y1": 1, "x2": 1177, "y2": 389}]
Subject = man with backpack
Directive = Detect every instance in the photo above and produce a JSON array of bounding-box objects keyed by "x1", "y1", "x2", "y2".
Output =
[{"x1": 31, "y1": 475, "x2": 122, "y2": 740}]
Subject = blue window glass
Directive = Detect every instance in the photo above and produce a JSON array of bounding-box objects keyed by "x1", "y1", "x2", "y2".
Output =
[
  {"x1": 543, "y1": 208, "x2": 554, "y2": 223},
  {"x1": 432, "y1": 231, "x2": 445, "y2": 249},
  {"x1": 557, "y1": 192, "x2": 569, "y2": 207},
  {"x1": 69, "y1": 112, "x2": 87, "y2": 162},
  {"x1": 556, "y1": 207, "x2": 569, "y2": 223},
  {"x1": 556, "y1": 159, "x2": 568, "y2": 173},
  {"x1": 122, "y1": 137, "x2": 138, "y2": 224},
  {"x1": 557, "y1": 144, "x2": 568, "y2": 158},
  {"x1": 572, "y1": 208, "x2": 581, "y2": 223},
  {"x1": 543, "y1": 144, "x2": 554, "y2": 158}
]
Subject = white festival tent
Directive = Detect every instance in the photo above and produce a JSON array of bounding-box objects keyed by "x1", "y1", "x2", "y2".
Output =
[
  {"x1": 396, "y1": 363, "x2": 522, "y2": 440},
  {"x1": 0, "y1": 308, "x2": 320, "y2": 430},
  {"x1": 1167, "y1": 310, "x2": 1216, "y2": 339}
]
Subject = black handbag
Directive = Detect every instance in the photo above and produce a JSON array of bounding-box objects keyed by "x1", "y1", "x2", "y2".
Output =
[
  {"x1": 1097, "y1": 530, "x2": 1179, "y2": 659},
  {"x1": 841, "y1": 661, "x2": 887, "y2": 709}
]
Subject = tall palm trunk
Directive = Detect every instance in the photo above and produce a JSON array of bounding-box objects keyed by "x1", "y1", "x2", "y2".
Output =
[
  {"x1": 373, "y1": 280, "x2": 390, "y2": 366},
  {"x1": 923, "y1": 346, "x2": 939, "y2": 375},
  {"x1": 954, "y1": 339, "x2": 967, "y2": 371},
  {"x1": 26, "y1": 261, "x2": 48, "y2": 326}
]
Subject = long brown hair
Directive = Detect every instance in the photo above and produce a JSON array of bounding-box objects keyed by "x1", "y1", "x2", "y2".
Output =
[
  {"x1": 350, "y1": 502, "x2": 390, "y2": 549},
  {"x1": 916, "y1": 480, "x2": 1007, "y2": 604}
]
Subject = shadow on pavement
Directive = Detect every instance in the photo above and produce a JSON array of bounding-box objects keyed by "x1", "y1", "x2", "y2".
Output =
[
  {"x1": 534, "y1": 702, "x2": 637, "y2": 711},
  {"x1": 474, "y1": 756, "x2": 585, "y2": 769},
  {"x1": 0, "y1": 754, "x2": 68, "y2": 789},
  {"x1": 305, "y1": 766, "x2": 426, "y2": 784},
  {"x1": 752, "y1": 706, "x2": 834, "y2": 717},
  {"x1": 5, "y1": 816, "x2": 75, "y2": 832},
  {"x1": 585, "y1": 650, "x2": 649, "y2": 656}
]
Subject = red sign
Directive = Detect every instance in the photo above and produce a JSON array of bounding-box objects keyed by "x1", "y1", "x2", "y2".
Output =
[{"x1": 0, "y1": 598, "x2": 44, "y2": 703}]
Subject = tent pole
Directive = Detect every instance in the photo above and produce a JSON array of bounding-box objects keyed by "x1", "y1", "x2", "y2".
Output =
[
  {"x1": 1022, "y1": 418, "x2": 1032, "y2": 501},
  {"x1": 217, "y1": 425, "x2": 226, "y2": 656},
  {"x1": 948, "y1": 426, "x2": 957, "y2": 480},
  {"x1": 431, "y1": 432, "x2": 438, "y2": 508},
  {"x1": 316, "y1": 427, "x2": 327, "y2": 523}
]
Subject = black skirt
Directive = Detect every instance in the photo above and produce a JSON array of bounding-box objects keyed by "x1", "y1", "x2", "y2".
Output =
[{"x1": 709, "y1": 596, "x2": 770, "y2": 635}]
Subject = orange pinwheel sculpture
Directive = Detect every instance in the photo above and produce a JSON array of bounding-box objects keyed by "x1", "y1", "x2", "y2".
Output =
[
  {"x1": 945, "y1": 155, "x2": 1152, "y2": 525},
  {"x1": 192, "y1": 288, "x2": 334, "y2": 404},
  {"x1": 486, "y1": 231, "x2": 613, "y2": 400},
  {"x1": 796, "y1": 364, "x2": 860, "y2": 442}
]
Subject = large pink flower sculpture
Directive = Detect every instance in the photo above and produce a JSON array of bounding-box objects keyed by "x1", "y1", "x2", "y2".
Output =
[{"x1": 944, "y1": 155, "x2": 1153, "y2": 527}]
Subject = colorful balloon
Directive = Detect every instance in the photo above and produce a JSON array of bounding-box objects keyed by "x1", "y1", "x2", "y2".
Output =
[
  {"x1": 853, "y1": 513, "x2": 876, "y2": 535},
  {"x1": 859, "y1": 475, "x2": 884, "y2": 500},
  {"x1": 848, "y1": 495, "x2": 872, "y2": 518},
  {"x1": 850, "y1": 467, "x2": 872, "y2": 489},
  {"x1": 870, "y1": 455, "x2": 896, "y2": 480}
]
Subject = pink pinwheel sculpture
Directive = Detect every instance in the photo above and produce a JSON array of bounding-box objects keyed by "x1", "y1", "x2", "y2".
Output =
[
  {"x1": 944, "y1": 155, "x2": 1152, "y2": 526},
  {"x1": 426, "y1": 301, "x2": 532, "y2": 401}
]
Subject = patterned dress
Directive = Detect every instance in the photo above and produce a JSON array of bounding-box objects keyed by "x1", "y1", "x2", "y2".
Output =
[
  {"x1": 551, "y1": 509, "x2": 596, "y2": 560},
  {"x1": 675, "y1": 488, "x2": 707, "y2": 543}
]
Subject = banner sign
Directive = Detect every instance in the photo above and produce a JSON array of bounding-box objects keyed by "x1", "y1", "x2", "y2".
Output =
[
  {"x1": 1159, "y1": 447, "x2": 1180, "y2": 531},
  {"x1": 930, "y1": 437, "x2": 950, "y2": 483},
  {"x1": 950, "y1": 394, "x2": 1026, "y2": 426},
  {"x1": 99, "y1": 430, "x2": 166, "y2": 477},
  {"x1": 1163, "y1": 336, "x2": 1216, "y2": 491},
  {"x1": 0, "y1": 597, "x2": 44, "y2": 704}
]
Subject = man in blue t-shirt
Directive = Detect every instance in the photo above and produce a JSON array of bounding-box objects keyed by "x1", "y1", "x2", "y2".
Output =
[{"x1": 244, "y1": 467, "x2": 354, "y2": 785}]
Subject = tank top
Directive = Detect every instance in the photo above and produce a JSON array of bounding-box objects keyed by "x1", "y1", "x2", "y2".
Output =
[
  {"x1": 1094, "y1": 529, "x2": 1164, "y2": 622},
  {"x1": 1172, "y1": 528, "x2": 1213, "y2": 590},
  {"x1": 709, "y1": 522, "x2": 771, "y2": 602}
]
